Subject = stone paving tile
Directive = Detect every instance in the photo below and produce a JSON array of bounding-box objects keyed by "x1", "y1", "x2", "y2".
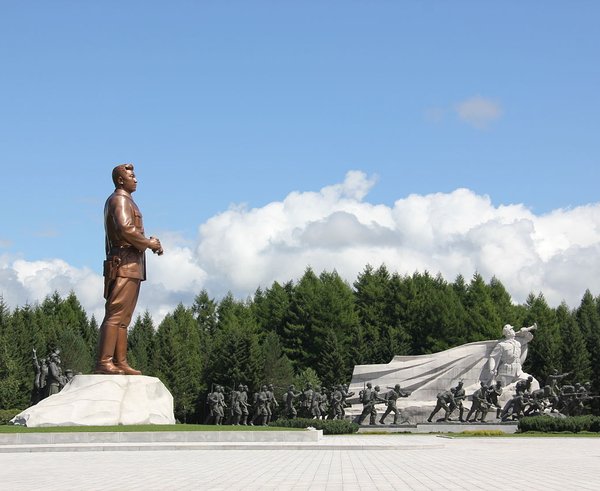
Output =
[{"x1": 0, "y1": 436, "x2": 599, "y2": 490}]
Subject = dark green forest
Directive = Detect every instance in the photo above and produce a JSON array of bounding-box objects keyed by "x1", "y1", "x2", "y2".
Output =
[{"x1": 1, "y1": 265, "x2": 598, "y2": 422}]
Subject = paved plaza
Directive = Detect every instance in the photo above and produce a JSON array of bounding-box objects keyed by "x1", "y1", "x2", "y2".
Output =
[{"x1": 1, "y1": 435, "x2": 599, "y2": 490}]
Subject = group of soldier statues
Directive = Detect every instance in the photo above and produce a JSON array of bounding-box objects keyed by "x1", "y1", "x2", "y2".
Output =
[
  {"x1": 285, "y1": 383, "x2": 356, "y2": 420},
  {"x1": 205, "y1": 383, "x2": 282, "y2": 426},
  {"x1": 501, "y1": 371, "x2": 599, "y2": 420},
  {"x1": 427, "y1": 370, "x2": 599, "y2": 423},
  {"x1": 31, "y1": 347, "x2": 76, "y2": 404},
  {"x1": 354, "y1": 382, "x2": 412, "y2": 425},
  {"x1": 204, "y1": 383, "x2": 357, "y2": 425}
]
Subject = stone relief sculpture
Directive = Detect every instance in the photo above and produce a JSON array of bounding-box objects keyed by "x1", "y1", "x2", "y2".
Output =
[{"x1": 347, "y1": 322, "x2": 541, "y2": 423}]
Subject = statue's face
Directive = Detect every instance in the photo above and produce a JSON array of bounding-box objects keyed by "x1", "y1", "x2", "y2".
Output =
[
  {"x1": 502, "y1": 325, "x2": 516, "y2": 338},
  {"x1": 119, "y1": 168, "x2": 137, "y2": 194}
]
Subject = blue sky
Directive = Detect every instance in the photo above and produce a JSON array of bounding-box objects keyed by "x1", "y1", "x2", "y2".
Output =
[{"x1": 1, "y1": 2, "x2": 599, "y2": 319}]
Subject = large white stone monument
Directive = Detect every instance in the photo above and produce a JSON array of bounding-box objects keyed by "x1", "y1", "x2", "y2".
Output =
[
  {"x1": 11, "y1": 375, "x2": 175, "y2": 427},
  {"x1": 347, "y1": 324, "x2": 539, "y2": 423}
]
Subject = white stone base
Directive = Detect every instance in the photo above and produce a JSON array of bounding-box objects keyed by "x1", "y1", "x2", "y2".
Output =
[{"x1": 11, "y1": 375, "x2": 175, "y2": 427}]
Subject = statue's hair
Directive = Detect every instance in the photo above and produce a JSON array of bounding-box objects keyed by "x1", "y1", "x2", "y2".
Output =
[{"x1": 112, "y1": 163, "x2": 134, "y2": 186}]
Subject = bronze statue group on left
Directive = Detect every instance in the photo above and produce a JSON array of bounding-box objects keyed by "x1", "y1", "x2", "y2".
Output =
[{"x1": 31, "y1": 347, "x2": 77, "y2": 405}]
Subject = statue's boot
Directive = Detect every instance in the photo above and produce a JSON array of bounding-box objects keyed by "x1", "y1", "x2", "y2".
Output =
[
  {"x1": 114, "y1": 327, "x2": 142, "y2": 375},
  {"x1": 94, "y1": 322, "x2": 124, "y2": 375},
  {"x1": 496, "y1": 408, "x2": 501, "y2": 419},
  {"x1": 379, "y1": 418, "x2": 386, "y2": 425}
]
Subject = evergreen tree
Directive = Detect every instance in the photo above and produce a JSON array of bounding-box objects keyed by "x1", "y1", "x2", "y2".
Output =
[
  {"x1": 576, "y1": 290, "x2": 600, "y2": 351},
  {"x1": 354, "y1": 265, "x2": 389, "y2": 363},
  {"x1": 522, "y1": 293, "x2": 561, "y2": 382},
  {"x1": 153, "y1": 304, "x2": 204, "y2": 422},
  {"x1": 464, "y1": 273, "x2": 501, "y2": 341},
  {"x1": 128, "y1": 311, "x2": 156, "y2": 375},
  {"x1": 293, "y1": 367, "x2": 322, "y2": 392},
  {"x1": 318, "y1": 330, "x2": 349, "y2": 387},
  {"x1": 0, "y1": 333, "x2": 24, "y2": 409},
  {"x1": 488, "y1": 276, "x2": 521, "y2": 326},
  {"x1": 57, "y1": 328, "x2": 93, "y2": 374},
  {"x1": 556, "y1": 303, "x2": 590, "y2": 384},
  {"x1": 575, "y1": 290, "x2": 600, "y2": 391},
  {"x1": 253, "y1": 281, "x2": 292, "y2": 336},
  {"x1": 204, "y1": 298, "x2": 263, "y2": 392},
  {"x1": 192, "y1": 289, "x2": 217, "y2": 335},
  {"x1": 283, "y1": 268, "x2": 320, "y2": 368},
  {"x1": 261, "y1": 331, "x2": 295, "y2": 389}
]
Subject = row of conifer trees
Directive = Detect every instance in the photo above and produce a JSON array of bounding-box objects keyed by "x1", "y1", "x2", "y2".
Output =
[{"x1": 1, "y1": 265, "x2": 598, "y2": 422}]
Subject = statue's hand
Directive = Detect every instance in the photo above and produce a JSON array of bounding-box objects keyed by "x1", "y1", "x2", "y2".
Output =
[{"x1": 149, "y1": 237, "x2": 163, "y2": 255}]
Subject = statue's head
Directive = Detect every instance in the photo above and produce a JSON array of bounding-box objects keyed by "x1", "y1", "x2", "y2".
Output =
[
  {"x1": 394, "y1": 384, "x2": 401, "y2": 391},
  {"x1": 261, "y1": 385, "x2": 267, "y2": 391},
  {"x1": 289, "y1": 385, "x2": 295, "y2": 390},
  {"x1": 374, "y1": 385, "x2": 380, "y2": 391},
  {"x1": 496, "y1": 380, "x2": 503, "y2": 388},
  {"x1": 112, "y1": 163, "x2": 137, "y2": 193},
  {"x1": 366, "y1": 382, "x2": 372, "y2": 389},
  {"x1": 238, "y1": 384, "x2": 244, "y2": 390},
  {"x1": 268, "y1": 384, "x2": 274, "y2": 390},
  {"x1": 457, "y1": 380, "x2": 464, "y2": 387},
  {"x1": 502, "y1": 324, "x2": 516, "y2": 338}
]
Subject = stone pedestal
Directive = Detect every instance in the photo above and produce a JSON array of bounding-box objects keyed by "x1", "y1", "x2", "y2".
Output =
[{"x1": 11, "y1": 375, "x2": 175, "y2": 427}]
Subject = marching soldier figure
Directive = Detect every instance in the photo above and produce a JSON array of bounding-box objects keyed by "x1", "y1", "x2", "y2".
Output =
[
  {"x1": 356, "y1": 382, "x2": 375, "y2": 425},
  {"x1": 379, "y1": 384, "x2": 411, "y2": 425},
  {"x1": 285, "y1": 385, "x2": 302, "y2": 419},
  {"x1": 266, "y1": 383, "x2": 279, "y2": 424}
]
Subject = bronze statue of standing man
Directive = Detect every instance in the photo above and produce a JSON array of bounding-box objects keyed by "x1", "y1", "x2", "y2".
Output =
[{"x1": 95, "y1": 164, "x2": 163, "y2": 375}]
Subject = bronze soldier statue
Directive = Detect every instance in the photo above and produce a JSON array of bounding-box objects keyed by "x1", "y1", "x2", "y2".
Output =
[
  {"x1": 95, "y1": 164, "x2": 163, "y2": 375},
  {"x1": 356, "y1": 382, "x2": 375, "y2": 425},
  {"x1": 285, "y1": 385, "x2": 302, "y2": 419},
  {"x1": 466, "y1": 382, "x2": 491, "y2": 422},
  {"x1": 427, "y1": 388, "x2": 456, "y2": 422},
  {"x1": 266, "y1": 383, "x2": 279, "y2": 424},
  {"x1": 240, "y1": 385, "x2": 250, "y2": 425},
  {"x1": 379, "y1": 384, "x2": 410, "y2": 425}
]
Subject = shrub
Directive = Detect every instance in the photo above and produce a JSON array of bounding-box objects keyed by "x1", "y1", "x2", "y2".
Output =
[
  {"x1": 518, "y1": 415, "x2": 600, "y2": 433},
  {"x1": 270, "y1": 418, "x2": 359, "y2": 435},
  {"x1": 0, "y1": 409, "x2": 21, "y2": 425},
  {"x1": 460, "y1": 430, "x2": 506, "y2": 436}
]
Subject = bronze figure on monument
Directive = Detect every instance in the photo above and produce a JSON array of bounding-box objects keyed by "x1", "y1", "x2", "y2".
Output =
[{"x1": 95, "y1": 164, "x2": 163, "y2": 375}]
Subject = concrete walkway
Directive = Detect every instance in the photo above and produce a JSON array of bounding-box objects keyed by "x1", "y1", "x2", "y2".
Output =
[{"x1": 1, "y1": 434, "x2": 599, "y2": 490}]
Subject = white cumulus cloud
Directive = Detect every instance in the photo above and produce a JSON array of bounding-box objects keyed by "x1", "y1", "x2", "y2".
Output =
[
  {"x1": 456, "y1": 95, "x2": 503, "y2": 129},
  {"x1": 2, "y1": 171, "x2": 600, "y2": 323}
]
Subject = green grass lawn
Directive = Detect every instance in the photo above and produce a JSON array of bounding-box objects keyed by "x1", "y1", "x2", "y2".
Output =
[{"x1": 0, "y1": 424, "x2": 303, "y2": 433}]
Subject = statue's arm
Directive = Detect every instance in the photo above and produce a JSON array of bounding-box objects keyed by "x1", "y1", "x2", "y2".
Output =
[
  {"x1": 488, "y1": 344, "x2": 502, "y2": 374},
  {"x1": 516, "y1": 323, "x2": 537, "y2": 340},
  {"x1": 110, "y1": 195, "x2": 155, "y2": 252}
]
